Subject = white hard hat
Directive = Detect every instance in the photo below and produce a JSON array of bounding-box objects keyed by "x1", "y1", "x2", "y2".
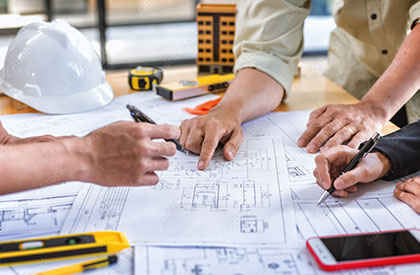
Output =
[{"x1": 0, "y1": 19, "x2": 113, "y2": 114}]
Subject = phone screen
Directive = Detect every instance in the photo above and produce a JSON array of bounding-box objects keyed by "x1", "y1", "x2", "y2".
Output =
[{"x1": 321, "y1": 231, "x2": 420, "y2": 261}]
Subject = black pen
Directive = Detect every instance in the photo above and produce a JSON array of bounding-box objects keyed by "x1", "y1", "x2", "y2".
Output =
[
  {"x1": 317, "y1": 132, "x2": 381, "y2": 205},
  {"x1": 126, "y1": 104, "x2": 190, "y2": 155}
]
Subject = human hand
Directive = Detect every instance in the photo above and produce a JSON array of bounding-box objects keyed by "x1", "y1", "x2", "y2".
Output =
[
  {"x1": 394, "y1": 177, "x2": 420, "y2": 214},
  {"x1": 179, "y1": 109, "x2": 243, "y2": 170},
  {"x1": 298, "y1": 102, "x2": 385, "y2": 153},
  {"x1": 314, "y1": 145, "x2": 391, "y2": 198},
  {"x1": 81, "y1": 121, "x2": 179, "y2": 186}
]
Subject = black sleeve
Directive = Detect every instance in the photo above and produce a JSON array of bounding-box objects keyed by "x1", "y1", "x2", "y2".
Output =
[{"x1": 373, "y1": 119, "x2": 420, "y2": 180}]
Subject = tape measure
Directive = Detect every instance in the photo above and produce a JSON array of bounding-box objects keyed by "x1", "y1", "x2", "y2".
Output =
[
  {"x1": 128, "y1": 66, "x2": 163, "y2": 91},
  {"x1": 0, "y1": 231, "x2": 130, "y2": 267}
]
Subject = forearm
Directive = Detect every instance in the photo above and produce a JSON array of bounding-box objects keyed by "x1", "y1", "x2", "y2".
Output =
[
  {"x1": 374, "y1": 119, "x2": 420, "y2": 180},
  {"x1": 213, "y1": 68, "x2": 285, "y2": 123},
  {"x1": 0, "y1": 137, "x2": 88, "y2": 194},
  {"x1": 360, "y1": 24, "x2": 420, "y2": 121}
]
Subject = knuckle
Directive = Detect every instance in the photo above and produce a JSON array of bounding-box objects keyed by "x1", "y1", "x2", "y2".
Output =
[
  {"x1": 310, "y1": 121, "x2": 323, "y2": 129},
  {"x1": 203, "y1": 139, "x2": 217, "y2": 148},
  {"x1": 137, "y1": 159, "x2": 149, "y2": 171},
  {"x1": 137, "y1": 141, "x2": 151, "y2": 156},
  {"x1": 167, "y1": 143, "x2": 177, "y2": 155},
  {"x1": 186, "y1": 139, "x2": 199, "y2": 150},
  {"x1": 135, "y1": 123, "x2": 148, "y2": 137}
]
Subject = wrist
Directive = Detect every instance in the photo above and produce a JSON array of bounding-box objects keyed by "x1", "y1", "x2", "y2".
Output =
[
  {"x1": 359, "y1": 98, "x2": 390, "y2": 125},
  {"x1": 61, "y1": 136, "x2": 92, "y2": 182},
  {"x1": 374, "y1": 152, "x2": 392, "y2": 178},
  {"x1": 209, "y1": 99, "x2": 242, "y2": 123}
]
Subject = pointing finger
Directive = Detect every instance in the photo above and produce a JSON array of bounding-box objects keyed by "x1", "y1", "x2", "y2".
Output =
[{"x1": 198, "y1": 126, "x2": 225, "y2": 170}]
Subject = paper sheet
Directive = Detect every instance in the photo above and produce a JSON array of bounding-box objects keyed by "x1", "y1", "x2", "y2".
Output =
[
  {"x1": 243, "y1": 111, "x2": 317, "y2": 187},
  {"x1": 134, "y1": 244, "x2": 420, "y2": 275},
  {"x1": 242, "y1": 111, "x2": 420, "y2": 242},
  {"x1": 1, "y1": 92, "x2": 220, "y2": 138},
  {"x1": 61, "y1": 136, "x2": 297, "y2": 246},
  {"x1": 0, "y1": 182, "x2": 81, "y2": 241},
  {"x1": 295, "y1": 173, "x2": 420, "y2": 240}
]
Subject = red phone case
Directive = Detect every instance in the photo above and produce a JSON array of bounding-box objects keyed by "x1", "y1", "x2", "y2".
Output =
[{"x1": 306, "y1": 228, "x2": 420, "y2": 271}]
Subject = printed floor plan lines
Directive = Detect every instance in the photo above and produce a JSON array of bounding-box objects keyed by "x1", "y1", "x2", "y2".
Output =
[
  {"x1": 0, "y1": 195, "x2": 75, "y2": 241},
  {"x1": 61, "y1": 137, "x2": 297, "y2": 246}
]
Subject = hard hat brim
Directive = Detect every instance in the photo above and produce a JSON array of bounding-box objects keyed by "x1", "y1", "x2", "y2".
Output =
[{"x1": 0, "y1": 82, "x2": 114, "y2": 114}]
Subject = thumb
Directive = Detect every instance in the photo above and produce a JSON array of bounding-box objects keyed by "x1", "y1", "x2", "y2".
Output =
[
  {"x1": 334, "y1": 167, "x2": 365, "y2": 190},
  {"x1": 223, "y1": 128, "x2": 243, "y2": 161}
]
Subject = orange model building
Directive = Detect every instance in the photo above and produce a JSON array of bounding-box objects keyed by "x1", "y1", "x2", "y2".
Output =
[{"x1": 196, "y1": 4, "x2": 236, "y2": 74}]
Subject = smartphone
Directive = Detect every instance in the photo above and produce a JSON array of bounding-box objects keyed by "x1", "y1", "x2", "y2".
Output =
[{"x1": 306, "y1": 228, "x2": 420, "y2": 271}]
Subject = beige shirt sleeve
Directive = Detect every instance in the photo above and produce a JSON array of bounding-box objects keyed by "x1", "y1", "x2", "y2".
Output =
[
  {"x1": 409, "y1": 1, "x2": 420, "y2": 29},
  {"x1": 233, "y1": 0, "x2": 310, "y2": 95}
]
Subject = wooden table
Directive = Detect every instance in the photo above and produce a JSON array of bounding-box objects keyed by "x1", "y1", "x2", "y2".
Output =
[{"x1": 0, "y1": 64, "x2": 398, "y2": 134}]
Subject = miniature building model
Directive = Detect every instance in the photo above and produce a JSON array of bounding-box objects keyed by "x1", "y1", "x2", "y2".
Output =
[{"x1": 196, "y1": 4, "x2": 236, "y2": 74}]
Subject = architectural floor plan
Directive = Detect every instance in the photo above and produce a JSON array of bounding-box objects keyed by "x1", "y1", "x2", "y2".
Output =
[{"x1": 61, "y1": 137, "x2": 297, "y2": 246}]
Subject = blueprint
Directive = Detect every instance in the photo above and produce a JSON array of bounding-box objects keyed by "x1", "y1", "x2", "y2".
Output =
[
  {"x1": 134, "y1": 244, "x2": 420, "y2": 275},
  {"x1": 61, "y1": 136, "x2": 297, "y2": 246},
  {"x1": 295, "y1": 173, "x2": 420, "y2": 241},
  {"x1": 242, "y1": 111, "x2": 420, "y2": 244},
  {"x1": 0, "y1": 182, "x2": 82, "y2": 241},
  {"x1": 243, "y1": 111, "x2": 317, "y2": 187}
]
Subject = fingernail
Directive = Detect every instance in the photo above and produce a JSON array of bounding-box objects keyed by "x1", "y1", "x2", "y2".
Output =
[
  {"x1": 307, "y1": 144, "x2": 316, "y2": 153},
  {"x1": 297, "y1": 138, "x2": 305, "y2": 147},
  {"x1": 335, "y1": 179, "x2": 344, "y2": 189},
  {"x1": 198, "y1": 160, "x2": 205, "y2": 170},
  {"x1": 227, "y1": 149, "x2": 235, "y2": 160}
]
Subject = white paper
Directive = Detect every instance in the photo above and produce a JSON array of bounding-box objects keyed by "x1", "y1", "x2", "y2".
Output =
[
  {"x1": 134, "y1": 243, "x2": 420, "y2": 275},
  {"x1": 1, "y1": 92, "x2": 220, "y2": 138},
  {"x1": 0, "y1": 182, "x2": 81, "y2": 241},
  {"x1": 243, "y1": 111, "x2": 317, "y2": 187},
  {"x1": 61, "y1": 137, "x2": 297, "y2": 246},
  {"x1": 295, "y1": 175, "x2": 420, "y2": 240}
]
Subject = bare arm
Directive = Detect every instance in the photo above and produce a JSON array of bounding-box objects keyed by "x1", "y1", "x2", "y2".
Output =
[
  {"x1": 299, "y1": 24, "x2": 420, "y2": 153},
  {"x1": 216, "y1": 69, "x2": 284, "y2": 125},
  {"x1": 360, "y1": 24, "x2": 420, "y2": 121},
  {"x1": 0, "y1": 121, "x2": 179, "y2": 195}
]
